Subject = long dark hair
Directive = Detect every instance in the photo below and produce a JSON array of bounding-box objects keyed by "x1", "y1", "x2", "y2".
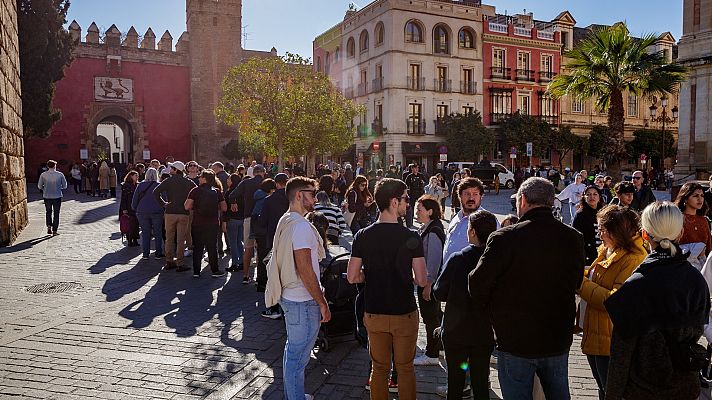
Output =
[
  {"x1": 675, "y1": 182, "x2": 708, "y2": 216},
  {"x1": 347, "y1": 175, "x2": 371, "y2": 200},
  {"x1": 228, "y1": 173, "x2": 242, "y2": 190},
  {"x1": 201, "y1": 169, "x2": 222, "y2": 192},
  {"x1": 578, "y1": 185, "x2": 604, "y2": 212}
]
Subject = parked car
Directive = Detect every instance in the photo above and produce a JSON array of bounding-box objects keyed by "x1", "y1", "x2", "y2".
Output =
[{"x1": 447, "y1": 162, "x2": 515, "y2": 190}]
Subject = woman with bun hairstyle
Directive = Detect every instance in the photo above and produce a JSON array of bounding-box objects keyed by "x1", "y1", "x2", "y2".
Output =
[{"x1": 604, "y1": 202, "x2": 710, "y2": 400}]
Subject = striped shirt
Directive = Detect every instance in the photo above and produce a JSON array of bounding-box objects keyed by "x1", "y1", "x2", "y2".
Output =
[{"x1": 314, "y1": 203, "x2": 350, "y2": 238}]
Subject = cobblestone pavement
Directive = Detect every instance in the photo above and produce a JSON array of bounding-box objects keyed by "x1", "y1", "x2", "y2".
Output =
[{"x1": 0, "y1": 186, "x2": 670, "y2": 399}]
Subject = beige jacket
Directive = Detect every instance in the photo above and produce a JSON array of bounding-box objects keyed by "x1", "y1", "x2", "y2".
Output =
[{"x1": 265, "y1": 211, "x2": 326, "y2": 307}]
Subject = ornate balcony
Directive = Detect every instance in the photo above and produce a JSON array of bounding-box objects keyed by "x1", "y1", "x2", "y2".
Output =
[
  {"x1": 515, "y1": 69, "x2": 535, "y2": 82},
  {"x1": 490, "y1": 67, "x2": 511, "y2": 80},
  {"x1": 434, "y1": 78, "x2": 452, "y2": 92},
  {"x1": 406, "y1": 119, "x2": 426, "y2": 134},
  {"x1": 372, "y1": 77, "x2": 384, "y2": 92},
  {"x1": 407, "y1": 76, "x2": 426, "y2": 90},
  {"x1": 538, "y1": 71, "x2": 557, "y2": 82},
  {"x1": 460, "y1": 80, "x2": 476, "y2": 94},
  {"x1": 489, "y1": 112, "x2": 512, "y2": 125}
]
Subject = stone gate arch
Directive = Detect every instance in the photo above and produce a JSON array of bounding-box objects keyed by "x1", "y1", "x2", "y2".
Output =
[{"x1": 82, "y1": 103, "x2": 146, "y2": 163}]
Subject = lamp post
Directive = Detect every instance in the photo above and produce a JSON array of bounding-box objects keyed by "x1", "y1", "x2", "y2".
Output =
[{"x1": 648, "y1": 96, "x2": 678, "y2": 170}]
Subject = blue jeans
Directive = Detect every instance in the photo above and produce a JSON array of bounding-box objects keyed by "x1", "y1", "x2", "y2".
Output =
[
  {"x1": 281, "y1": 298, "x2": 321, "y2": 400},
  {"x1": 44, "y1": 198, "x2": 62, "y2": 232},
  {"x1": 226, "y1": 219, "x2": 244, "y2": 268},
  {"x1": 137, "y1": 212, "x2": 164, "y2": 257},
  {"x1": 497, "y1": 351, "x2": 570, "y2": 400}
]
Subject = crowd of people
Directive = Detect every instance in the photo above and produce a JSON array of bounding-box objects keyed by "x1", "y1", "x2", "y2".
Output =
[{"x1": 35, "y1": 156, "x2": 712, "y2": 400}]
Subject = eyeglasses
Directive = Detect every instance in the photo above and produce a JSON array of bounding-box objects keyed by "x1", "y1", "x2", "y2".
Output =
[
  {"x1": 300, "y1": 189, "x2": 317, "y2": 197},
  {"x1": 632, "y1": 176, "x2": 642, "y2": 180}
]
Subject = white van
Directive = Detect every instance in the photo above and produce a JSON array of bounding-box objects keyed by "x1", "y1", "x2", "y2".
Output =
[{"x1": 447, "y1": 162, "x2": 515, "y2": 189}]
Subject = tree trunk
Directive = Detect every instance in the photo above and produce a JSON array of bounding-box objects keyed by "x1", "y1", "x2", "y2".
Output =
[
  {"x1": 306, "y1": 152, "x2": 316, "y2": 177},
  {"x1": 606, "y1": 89, "x2": 626, "y2": 181},
  {"x1": 277, "y1": 140, "x2": 284, "y2": 171}
]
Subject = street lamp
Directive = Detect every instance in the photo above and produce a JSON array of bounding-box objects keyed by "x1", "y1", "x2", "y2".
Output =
[{"x1": 648, "y1": 96, "x2": 678, "y2": 171}]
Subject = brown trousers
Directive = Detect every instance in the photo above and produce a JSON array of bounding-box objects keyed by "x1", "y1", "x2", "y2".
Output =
[
  {"x1": 164, "y1": 213, "x2": 189, "y2": 266},
  {"x1": 364, "y1": 310, "x2": 419, "y2": 400}
]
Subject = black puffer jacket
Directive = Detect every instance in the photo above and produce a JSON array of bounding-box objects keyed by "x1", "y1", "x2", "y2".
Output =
[{"x1": 572, "y1": 203, "x2": 602, "y2": 266}]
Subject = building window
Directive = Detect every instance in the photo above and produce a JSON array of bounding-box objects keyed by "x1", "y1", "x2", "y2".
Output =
[
  {"x1": 408, "y1": 63, "x2": 422, "y2": 90},
  {"x1": 517, "y1": 52, "x2": 531, "y2": 79},
  {"x1": 433, "y1": 24, "x2": 450, "y2": 54},
  {"x1": 458, "y1": 28, "x2": 474, "y2": 49},
  {"x1": 627, "y1": 94, "x2": 638, "y2": 117},
  {"x1": 571, "y1": 99, "x2": 584, "y2": 113},
  {"x1": 462, "y1": 68, "x2": 474, "y2": 94},
  {"x1": 541, "y1": 55, "x2": 552, "y2": 73},
  {"x1": 517, "y1": 94, "x2": 530, "y2": 115},
  {"x1": 335, "y1": 47, "x2": 340, "y2": 61},
  {"x1": 375, "y1": 22, "x2": 385, "y2": 46},
  {"x1": 359, "y1": 30, "x2": 369, "y2": 52},
  {"x1": 316, "y1": 57, "x2": 321, "y2": 72},
  {"x1": 408, "y1": 102, "x2": 423, "y2": 134},
  {"x1": 493, "y1": 49, "x2": 505, "y2": 68},
  {"x1": 347, "y1": 37, "x2": 355, "y2": 58},
  {"x1": 405, "y1": 20, "x2": 423, "y2": 43},
  {"x1": 437, "y1": 104, "x2": 449, "y2": 119},
  {"x1": 561, "y1": 31, "x2": 569, "y2": 50},
  {"x1": 463, "y1": 106, "x2": 474, "y2": 115},
  {"x1": 325, "y1": 52, "x2": 330, "y2": 74},
  {"x1": 436, "y1": 66, "x2": 449, "y2": 92},
  {"x1": 490, "y1": 89, "x2": 513, "y2": 123}
]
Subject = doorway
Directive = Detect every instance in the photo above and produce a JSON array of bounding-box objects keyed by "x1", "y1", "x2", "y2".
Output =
[{"x1": 95, "y1": 117, "x2": 133, "y2": 164}]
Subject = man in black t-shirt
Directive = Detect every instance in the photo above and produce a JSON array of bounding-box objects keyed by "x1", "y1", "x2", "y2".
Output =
[
  {"x1": 404, "y1": 165, "x2": 425, "y2": 227},
  {"x1": 347, "y1": 178, "x2": 428, "y2": 399}
]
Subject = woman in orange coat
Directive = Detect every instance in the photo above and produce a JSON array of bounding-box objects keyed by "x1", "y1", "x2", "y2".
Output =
[
  {"x1": 675, "y1": 182, "x2": 712, "y2": 260},
  {"x1": 577, "y1": 205, "x2": 647, "y2": 400}
]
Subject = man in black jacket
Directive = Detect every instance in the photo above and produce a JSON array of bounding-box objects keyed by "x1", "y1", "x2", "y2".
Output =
[
  {"x1": 256, "y1": 173, "x2": 289, "y2": 318},
  {"x1": 469, "y1": 177, "x2": 585, "y2": 399},
  {"x1": 630, "y1": 170, "x2": 656, "y2": 212},
  {"x1": 229, "y1": 164, "x2": 265, "y2": 282}
]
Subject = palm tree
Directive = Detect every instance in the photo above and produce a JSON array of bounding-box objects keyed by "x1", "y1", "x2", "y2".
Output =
[{"x1": 547, "y1": 24, "x2": 686, "y2": 179}]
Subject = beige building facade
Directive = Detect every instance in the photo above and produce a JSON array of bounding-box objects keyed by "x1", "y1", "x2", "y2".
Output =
[
  {"x1": 316, "y1": 0, "x2": 496, "y2": 173},
  {"x1": 677, "y1": 0, "x2": 712, "y2": 177}
]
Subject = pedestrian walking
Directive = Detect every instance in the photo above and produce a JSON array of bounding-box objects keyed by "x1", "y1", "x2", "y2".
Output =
[
  {"x1": 132, "y1": 168, "x2": 165, "y2": 259},
  {"x1": 577, "y1": 205, "x2": 647, "y2": 399},
  {"x1": 593, "y1": 175, "x2": 612, "y2": 204},
  {"x1": 184, "y1": 169, "x2": 227, "y2": 278},
  {"x1": 224, "y1": 173, "x2": 244, "y2": 272},
  {"x1": 572, "y1": 185, "x2": 605, "y2": 265},
  {"x1": 37, "y1": 159, "x2": 68, "y2": 235},
  {"x1": 605, "y1": 202, "x2": 710, "y2": 400},
  {"x1": 152, "y1": 161, "x2": 196, "y2": 272},
  {"x1": 70, "y1": 162, "x2": 82, "y2": 194},
  {"x1": 433, "y1": 209, "x2": 498, "y2": 400},
  {"x1": 556, "y1": 172, "x2": 586, "y2": 224},
  {"x1": 89, "y1": 161, "x2": 99, "y2": 196},
  {"x1": 443, "y1": 177, "x2": 495, "y2": 265},
  {"x1": 249, "y1": 178, "x2": 276, "y2": 284},
  {"x1": 98, "y1": 161, "x2": 110, "y2": 198},
  {"x1": 413, "y1": 195, "x2": 445, "y2": 367},
  {"x1": 264, "y1": 177, "x2": 330, "y2": 400},
  {"x1": 346, "y1": 175, "x2": 375, "y2": 234},
  {"x1": 469, "y1": 177, "x2": 585, "y2": 399},
  {"x1": 347, "y1": 178, "x2": 428, "y2": 400},
  {"x1": 424, "y1": 176, "x2": 446, "y2": 206},
  {"x1": 119, "y1": 171, "x2": 140, "y2": 247},
  {"x1": 630, "y1": 170, "x2": 656, "y2": 212},
  {"x1": 314, "y1": 191, "x2": 349, "y2": 245},
  {"x1": 212, "y1": 161, "x2": 230, "y2": 257},
  {"x1": 404, "y1": 165, "x2": 425, "y2": 228},
  {"x1": 109, "y1": 163, "x2": 118, "y2": 198},
  {"x1": 449, "y1": 172, "x2": 462, "y2": 215},
  {"x1": 228, "y1": 164, "x2": 265, "y2": 284}
]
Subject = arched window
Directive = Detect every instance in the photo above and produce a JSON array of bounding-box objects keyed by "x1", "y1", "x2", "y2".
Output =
[
  {"x1": 375, "y1": 22, "x2": 385, "y2": 46},
  {"x1": 359, "y1": 30, "x2": 369, "y2": 52},
  {"x1": 335, "y1": 46, "x2": 340, "y2": 61},
  {"x1": 347, "y1": 37, "x2": 355, "y2": 58},
  {"x1": 433, "y1": 24, "x2": 450, "y2": 54},
  {"x1": 459, "y1": 28, "x2": 474, "y2": 49},
  {"x1": 316, "y1": 56, "x2": 322, "y2": 72},
  {"x1": 325, "y1": 52, "x2": 330, "y2": 74},
  {"x1": 405, "y1": 20, "x2": 423, "y2": 43}
]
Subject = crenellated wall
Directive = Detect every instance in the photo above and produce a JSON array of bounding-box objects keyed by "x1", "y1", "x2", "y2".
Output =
[{"x1": 0, "y1": 0, "x2": 27, "y2": 246}]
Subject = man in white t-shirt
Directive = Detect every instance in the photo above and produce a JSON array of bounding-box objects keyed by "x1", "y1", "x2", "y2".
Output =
[{"x1": 279, "y1": 177, "x2": 330, "y2": 400}]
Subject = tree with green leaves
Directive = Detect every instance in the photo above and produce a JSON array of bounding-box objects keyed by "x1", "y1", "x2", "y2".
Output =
[
  {"x1": 18, "y1": 0, "x2": 74, "y2": 138},
  {"x1": 587, "y1": 125, "x2": 608, "y2": 166},
  {"x1": 625, "y1": 129, "x2": 676, "y2": 169},
  {"x1": 216, "y1": 53, "x2": 361, "y2": 168},
  {"x1": 547, "y1": 23, "x2": 686, "y2": 179},
  {"x1": 497, "y1": 112, "x2": 553, "y2": 159},
  {"x1": 443, "y1": 111, "x2": 495, "y2": 161},
  {"x1": 550, "y1": 125, "x2": 587, "y2": 172}
]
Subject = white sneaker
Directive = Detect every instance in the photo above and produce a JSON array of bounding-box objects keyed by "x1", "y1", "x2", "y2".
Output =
[
  {"x1": 184, "y1": 249, "x2": 193, "y2": 257},
  {"x1": 413, "y1": 354, "x2": 440, "y2": 366},
  {"x1": 305, "y1": 395, "x2": 314, "y2": 400}
]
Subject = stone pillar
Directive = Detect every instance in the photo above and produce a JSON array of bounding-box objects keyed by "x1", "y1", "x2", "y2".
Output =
[{"x1": 0, "y1": 0, "x2": 28, "y2": 246}]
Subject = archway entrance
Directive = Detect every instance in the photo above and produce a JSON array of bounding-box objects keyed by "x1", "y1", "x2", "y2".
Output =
[{"x1": 95, "y1": 118, "x2": 132, "y2": 164}]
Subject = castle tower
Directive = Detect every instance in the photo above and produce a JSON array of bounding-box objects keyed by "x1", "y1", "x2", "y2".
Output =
[{"x1": 186, "y1": 0, "x2": 243, "y2": 163}]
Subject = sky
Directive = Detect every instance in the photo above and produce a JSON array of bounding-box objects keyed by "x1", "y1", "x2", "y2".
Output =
[{"x1": 65, "y1": 0, "x2": 683, "y2": 57}]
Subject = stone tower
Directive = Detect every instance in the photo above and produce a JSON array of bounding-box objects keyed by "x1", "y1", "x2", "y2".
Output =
[
  {"x1": 676, "y1": 0, "x2": 712, "y2": 175},
  {"x1": 186, "y1": 0, "x2": 243, "y2": 163}
]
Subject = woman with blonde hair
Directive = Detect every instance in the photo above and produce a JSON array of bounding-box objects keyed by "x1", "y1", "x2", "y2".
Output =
[
  {"x1": 604, "y1": 202, "x2": 710, "y2": 400},
  {"x1": 577, "y1": 204, "x2": 647, "y2": 399}
]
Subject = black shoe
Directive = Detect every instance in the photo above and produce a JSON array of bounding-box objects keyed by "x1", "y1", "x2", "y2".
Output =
[
  {"x1": 52, "y1": 231, "x2": 59, "y2": 236},
  {"x1": 212, "y1": 270, "x2": 226, "y2": 278},
  {"x1": 47, "y1": 226, "x2": 52, "y2": 235},
  {"x1": 176, "y1": 266, "x2": 190, "y2": 272},
  {"x1": 261, "y1": 308, "x2": 283, "y2": 319},
  {"x1": 154, "y1": 253, "x2": 165, "y2": 259}
]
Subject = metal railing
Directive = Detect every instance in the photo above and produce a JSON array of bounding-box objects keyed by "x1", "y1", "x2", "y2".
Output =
[
  {"x1": 490, "y1": 67, "x2": 511, "y2": 80},
  {"x1": 406, "y1": 119, "x2": 426, "y2": 134},
  {"x1": 434, "y1": 119, "x2": 447, "y2": 136},
  {"x1": 514, "y1": 27, "x2": 532, "y2": 37},
  {"x1": 489, "y1": 22, "x2": 507, "y2": 33},
  {"x1": 371, "y1": 120, "x2": 384, "y2": 135},
  {"x1": 357, "y1": 82, "x2": 368, "y2": 97},
  {"x1": 434, "y1": 79, "x2": 452, "y2": 92},
  {"x1": 539, "y1": 71, "x2": 557, "y2": 82},
  {"x1": 407, "y1": 76, "x2": 426, "y2": 90},
  {"x1": 515, "y1": 69, "x2": 535, "y2": 82},
  {"x1": 537, "y1": 30, "x2": 555, "y2": 40},
  {"x1": 460, "y1": 80, "x2": 476, "y2": 94},
  {"x1": 489, "y1": 112, "x2": 512, "y2": 124},
  {"x1": 538, "y1": 115, "x2": 559, "y2": 125},
  {"x1": 344, "y1": 87, "x2": 354, "y2": 99},
  {"x1": 372, "y1": 77, "x2": 384, "y2": 92}
]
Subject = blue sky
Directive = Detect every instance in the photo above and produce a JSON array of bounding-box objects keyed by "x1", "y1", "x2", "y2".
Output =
[{"x1": 66, "y1": 0, "x2": 683, "y2": 57}]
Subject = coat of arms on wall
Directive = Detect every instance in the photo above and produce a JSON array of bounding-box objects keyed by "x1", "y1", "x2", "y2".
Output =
[{"x1": 94, "y1": 77, "x2": 133, "y2": 102}]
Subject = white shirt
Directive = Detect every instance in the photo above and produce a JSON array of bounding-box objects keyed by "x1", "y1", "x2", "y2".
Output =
[
  {"x1": 246, "y1": 166, "x2": 254, "y2": 178},
  {"x1": 281, "y1": 213, "x2": 324, "y2": 302}
]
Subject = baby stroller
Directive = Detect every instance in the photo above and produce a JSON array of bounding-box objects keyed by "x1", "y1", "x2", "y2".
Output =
[{"x1": 316, "y1": 252, "x2": 359, "y2": 351}]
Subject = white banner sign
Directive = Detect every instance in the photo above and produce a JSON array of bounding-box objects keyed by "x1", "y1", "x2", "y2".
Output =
[
  {"x1": 80, "y1": 149, "x2": 88, "y2": 160},
  {"x1": 95, "y1": 77, "x2": 133, "y2": 102}
]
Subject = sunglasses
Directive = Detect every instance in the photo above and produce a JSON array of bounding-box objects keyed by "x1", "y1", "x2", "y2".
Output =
[{"x1": 632, "y1": 177, "x2": 642, "y2": 180}]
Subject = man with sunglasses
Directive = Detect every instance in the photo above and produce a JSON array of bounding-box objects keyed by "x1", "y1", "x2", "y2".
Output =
[
  {"x1": 629, "y1": 170, "x2": 656, "y2": 212},
  {"x1": 347, "y1": 178, "x2": 428, "y2": 399}
]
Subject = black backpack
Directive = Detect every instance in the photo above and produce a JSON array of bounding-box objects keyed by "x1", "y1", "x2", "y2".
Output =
[{"x1": 194, "y1": 186, "x2": 219, "y2": 218}]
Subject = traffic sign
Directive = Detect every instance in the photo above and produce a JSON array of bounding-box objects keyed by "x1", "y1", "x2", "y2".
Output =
[
  {"x1": 510, "y1": 146, "x2": 517, "y2": 155},
  {"x1": 526, "y1": 142, "x2": 533, "y2": 157},
  {"x1": 439, "y1": 154, "x2": 447, "y2": 162},
  {"x1": 510, "y1": 154, "x2": 517, "y2": 159},
  {"x1": 640, "y1": 153, "x2": 647, "y2": 161}
]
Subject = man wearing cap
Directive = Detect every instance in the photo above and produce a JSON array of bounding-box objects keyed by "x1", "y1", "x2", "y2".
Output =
[
  {"x1": 629, "y1": 170, "x2": 656, "y2": 212},
  {"x1": 256, "y1": 172, "x2": 290, "y2": 318},
  {"x1": 153, "y1": 161, "x2": 196, "y2": 271},
  {"x1": 229, "y1": 164, "x2": 265, "y2": 282}
]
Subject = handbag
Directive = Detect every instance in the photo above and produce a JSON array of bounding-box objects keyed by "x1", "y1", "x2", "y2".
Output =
[{"x1": 342, "y1": 201, "x2": 356, "y2": 226}]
